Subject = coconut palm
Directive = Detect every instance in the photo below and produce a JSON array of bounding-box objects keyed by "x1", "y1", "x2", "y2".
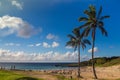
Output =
[
  {"x1": 66, "y1": 28, "x2": 91, "y2": 78},
  {"x1": 78, "y1": 5, "x2": 110, "y2": 79}
]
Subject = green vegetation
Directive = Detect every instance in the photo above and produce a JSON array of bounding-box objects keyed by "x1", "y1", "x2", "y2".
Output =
[
  {"x1": 63, "y1": 56, "x2": 120, "y2": 67},
  {"x1": 0, "y1": 70, "x2": 44, "y2": 80},
  {"x1": 99, "y1": 57, "x2": 120, "y2": 67},
  {"x1": 56, "y1": 75, "x2": 76, "y2": 80}
]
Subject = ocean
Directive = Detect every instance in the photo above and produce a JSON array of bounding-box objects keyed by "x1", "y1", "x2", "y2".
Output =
[{"x1": 0, "y1": 62, "x2": 76, "y2": 70}]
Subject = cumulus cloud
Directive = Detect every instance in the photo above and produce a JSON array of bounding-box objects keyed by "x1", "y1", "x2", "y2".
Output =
[
  {"x1": 42, "y1": 42, "x2": 59, "y2": 48},
  {"x1": 43, "y1": 42, "x2": 51, "y2": 48},
  {"x1": 11, "y1": 0, "x2": 23, "y2": 10},
  {"x1": 52, "y1": 41, "x2": 59, "y2": 48},
  {"x1": 5, "y1": 43, "x2": 20, "y2": 46},
  {"x1": 88, "y1": 47, "x2": 98, "y2": 53},
  {"x1": 46, "y1": 33, "x2": 58, "y2": 40},
  {"x1": 0, "y1": 49, "x2": 83, "y2": 62},
  {"x1": 0, "y1": 15, "x2": 40, "y2": 38}
]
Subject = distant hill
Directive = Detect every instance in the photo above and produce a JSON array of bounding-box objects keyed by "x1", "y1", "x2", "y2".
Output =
[{"x1": 60, "y1": 56, "x2": 120, "y2": 67}]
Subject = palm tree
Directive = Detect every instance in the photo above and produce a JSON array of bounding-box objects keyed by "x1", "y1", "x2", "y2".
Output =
[
  {"x1": 66, "y1": 28, "x2": 91, "y2": 78},
  {"x1": 78, "y1": 5, "x2": 110, "y2": 79}
]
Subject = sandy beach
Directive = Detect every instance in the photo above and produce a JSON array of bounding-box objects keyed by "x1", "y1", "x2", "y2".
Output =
[
  {"x1": 45, "y1": 65, "x2": 120, "y2": 80},
  {"x1": 13, "y1": 64, "x2": 120, "y2": 80}
]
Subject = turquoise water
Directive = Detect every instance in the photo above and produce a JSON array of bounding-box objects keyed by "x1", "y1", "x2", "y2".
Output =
[{"x1": 0, "y1": 62, "x2": 76, "y2": 70}]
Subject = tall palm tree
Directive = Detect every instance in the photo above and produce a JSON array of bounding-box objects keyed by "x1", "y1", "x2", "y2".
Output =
[
  {"x1": 66, "y1": 28, "x2": 91, "y2": 78},
  {"x1": 78, "y1": 5, "x2": 110, "y2": 79}
]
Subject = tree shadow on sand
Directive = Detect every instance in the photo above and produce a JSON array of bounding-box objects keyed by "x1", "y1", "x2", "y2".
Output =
[{"x1": 16, "y1": 77, "x2": 38, "y2": 80}]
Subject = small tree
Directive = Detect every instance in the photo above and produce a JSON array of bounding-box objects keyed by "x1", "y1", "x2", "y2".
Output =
[{"x1": 66, "y1": 28, "x2": 91, "y2": 78}]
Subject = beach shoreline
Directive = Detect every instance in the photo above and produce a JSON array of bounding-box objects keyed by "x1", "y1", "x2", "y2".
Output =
[
  {"x1": 4, "y1": 64, "x2": 119, "y2": 80},
  {"x1": 43, "y1": 65, "x2": 120, "y2": 79}
]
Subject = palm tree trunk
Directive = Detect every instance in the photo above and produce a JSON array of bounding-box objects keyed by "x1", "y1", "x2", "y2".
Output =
[
  {"x1": 92, "y1": 29, "x2": 98, "y2": 79},
  {"x1": 78, "y1": 44, "x2": 81, "y2": 78}
]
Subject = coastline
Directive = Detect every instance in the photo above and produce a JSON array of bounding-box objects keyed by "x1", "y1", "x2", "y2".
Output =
[
  {"x1": 3, "y1": 64, "x2": 119, "y2": 80},
  {"x1": 42, "y1": 65, "x2": 120, "y2": 79}
]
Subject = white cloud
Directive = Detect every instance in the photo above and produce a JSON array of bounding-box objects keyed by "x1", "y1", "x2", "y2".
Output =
[
  {"x1": 11, "y1": 0, "x2": 23, "y2": 10},
  {"x1": 0, "y1": 15, "x2": 40, "y2": 38},
  {"x1": 43, "y1": 42, "x2": 51, "y2": 48},
  {"x1": 35, "y1": 43, "x2": 41, "y2": 47},
  {"x1": 28, "y1": 43, "x2": 41, "y2": 47},
  {"x1": 46, "y1": 33, "x2": 58, "y2": 40},
  {"x1": 5, "y1": 43, "x2": 20, "y2": 46},
  {"x1": 52, "y1": 41, "x2": 59, "y2": 48},
  {"x1": 66, "y1": 46, "x2": 73, "y2": 49},
  {"x1": 0, "y1": 49, "x2": 84, "y2": 62},
  {"x1": 28, "y1": 42, "x2": 59, "y2": 48},
  {"x1": 88, "y1": 47, "x2": 98, "y2": 53},
  {"x1": 42, "y1": 42, "x2": 59, "y2": 48},
  {"x1": 28, "y1": 44, "x2": 34, "y2": 47}
]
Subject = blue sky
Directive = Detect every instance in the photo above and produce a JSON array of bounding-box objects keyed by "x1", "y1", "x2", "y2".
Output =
[{"x1": 0, "y1": 0, "x2": 119, "y2": 62}]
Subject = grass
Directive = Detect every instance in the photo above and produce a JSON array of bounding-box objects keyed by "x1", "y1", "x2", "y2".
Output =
[
  {"x1": 95, "y1": 58, "x2": 120, "y2": 67},
  {"x1": 0, "y1": 70, "x2": 44, "y2": 80},
  {"x1": 56, "y1": 75, "x2": 76, "y2": 80},
  {"x1": 0, "y1": 70, "x2": 119, "y2": 80},
  {"x1": 102, "y1": 58, "x2": 120, "y2": 67}
]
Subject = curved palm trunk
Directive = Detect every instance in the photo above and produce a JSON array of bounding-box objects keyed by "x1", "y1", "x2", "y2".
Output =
[
  {"x1": 92, "y1": 29, "x2": 98, "y2": 79},
  {"x1": 78, "y1": 44, "x2": 81, "y2": 78}
]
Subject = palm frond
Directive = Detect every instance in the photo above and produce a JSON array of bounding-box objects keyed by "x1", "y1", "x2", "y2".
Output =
[
  {"x1": 84, "y1": 10, "x2": 92, "y2": 17},
  {"x1": 81, "y1": 42, "x2": 86, "y2": 50},
  {"x1": 84, "y1": 27, "x2": 91, "y2": 37},
  {"x1": 100, "y1": 15, "x2": 110, "y2": 20},
  {"x1": 74, "y1": 45, "x2": 77, "y2": 51},
  {"x1": 89, "y1": 5, "x2": 96, "y2": 18},
  {"x1": 83, "y1": 39, "x2": 91, "y2": 45},
  {"x1": 89, "y1": 5, "x2": 95, "y2": 12},
  {"x1": 98, "y1": 26, "x2": 108, "y2": 36},
  {"x1": 80, "y1": 26, "x2": 91, "y2": 37},
  {"x1": 72, "y1": 28, "x2": 80, "y2": 37},
  {"x1": 67, "y1": 34, "x2": 76, "y2": 40},
  {"x1": 97, "y1": 6, "x2": 102, "y2": 19},
  {"x1": 66, "y1": 41, "x2": 76, "y2": 47},
  {"x1": 98, "y1": 21, "x2": 104, "y2": 27},
  {"x1": 79, "y1": 22, "x2": 92, "y2": 29},
  {"x1": 78, "y1": 17, "x2": 88, "y2": 22}
]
